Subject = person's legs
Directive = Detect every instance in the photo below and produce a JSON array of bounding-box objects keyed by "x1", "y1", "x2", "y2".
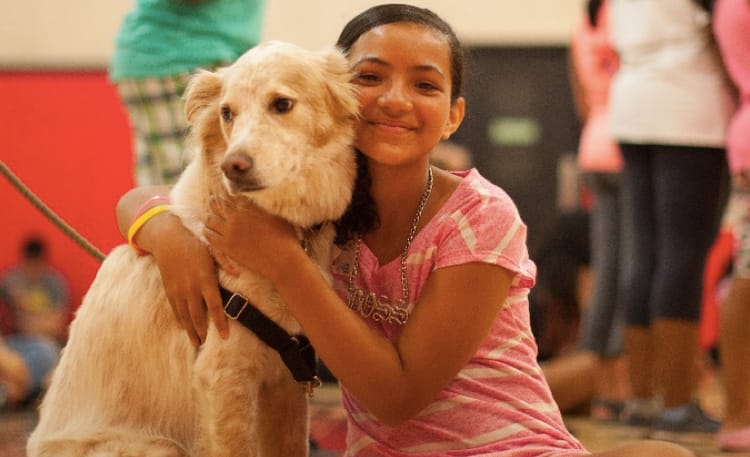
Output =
[
  {"x1": 717, "y1": 184, "x2": 750, "y2": 451},
  {"x1": 651, "y1": 146, "x2": 725, "y2": 403},
  {"x1": 580, "y1": 172, "x2": 623, "y2": 356},
  {"x1": 5, "y1": 334, "x2": 60, "y2": 400},
  {"x1": 619, "y1": 145, "x2": 659, "y2": 422},
  {"x1": 592, "y1": 356, "x2": 629, "y2": 410},
  {"x1": 540, "y1": 351, "x2": 596, "y2": 413},
  {"x1": 579, "y1": 172, "x2": 629, "y2": 419},
  {"x1": 648, "y1": 145, "x2": 725, "y2": 437},
  {"x1": 116, "y1": 73, "x2": 192, "y2": 186},
  {"x1": 0, "y1": 340, "x2": 30, "y2": 405},
  {"x1": 622, "y1": 326, "x2": 659, "y2": 421},
  {"x1": 719, "y1": 278, "x2": 750, "y2": 424}
]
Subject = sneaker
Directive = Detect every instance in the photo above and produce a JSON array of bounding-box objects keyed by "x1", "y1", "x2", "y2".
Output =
[
  {"x1": 650, "y1": 401, "x2": 720, "y2": 444},
  {"x1": 622, "y1": 397, "x2": 662, "y2": 429}
]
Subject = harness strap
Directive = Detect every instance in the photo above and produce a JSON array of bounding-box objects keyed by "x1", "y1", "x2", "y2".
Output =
[{"x1": 220, "y1": 286, "x2": 321, "y2": 395}]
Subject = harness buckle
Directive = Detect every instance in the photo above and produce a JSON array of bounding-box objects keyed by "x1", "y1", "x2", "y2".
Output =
[{"x1": 223, "y1": 292, "x2": 250, "y2": 320}]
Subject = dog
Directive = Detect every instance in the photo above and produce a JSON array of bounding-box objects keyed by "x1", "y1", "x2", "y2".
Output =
[{"x1": 27, "y1": 41, "x2": 358, "y2": 457}]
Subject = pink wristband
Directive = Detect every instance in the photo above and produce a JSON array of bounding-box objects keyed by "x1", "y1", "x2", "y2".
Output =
[{"x1": 131, "y1": 195, "x2": 171, "y2": 225}]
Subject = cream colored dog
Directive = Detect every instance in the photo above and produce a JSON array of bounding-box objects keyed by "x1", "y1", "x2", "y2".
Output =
[{"x1": 27, "y1": 41, "x2": 358, "y2": 457}]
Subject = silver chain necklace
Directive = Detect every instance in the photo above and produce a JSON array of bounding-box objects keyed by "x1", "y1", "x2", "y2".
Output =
[{"x1": 346, "y1": 167, "x2": 434, "y2": 325}]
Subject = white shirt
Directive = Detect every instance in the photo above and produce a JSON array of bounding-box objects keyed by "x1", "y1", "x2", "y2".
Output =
[{"x1": 608, "y1": 0, "x2": 735, "y2": 146}]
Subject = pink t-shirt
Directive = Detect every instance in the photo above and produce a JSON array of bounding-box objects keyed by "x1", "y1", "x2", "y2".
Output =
[
  {"x1": 714, "y1": 0, "x2": 750, "y2": 174},
  {"x1": 330, "y1": 170, "x2": 587, "y2": 456}
]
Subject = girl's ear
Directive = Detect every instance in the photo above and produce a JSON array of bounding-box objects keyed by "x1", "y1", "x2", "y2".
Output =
[{"x1": 442, "y1": 97, "x2": 466, "y2": 140}]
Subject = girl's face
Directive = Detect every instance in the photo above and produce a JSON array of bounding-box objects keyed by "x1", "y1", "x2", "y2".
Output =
[{"x1": 347, "y1": 22, "x2": 465, "y2": 167}]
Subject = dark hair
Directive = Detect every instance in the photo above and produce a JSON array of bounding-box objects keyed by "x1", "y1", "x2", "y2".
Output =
[
  {"x1": 334, "y1": 4, "x2": 465, "y2": 244},
  {"x1": 22, "y1": 236, "x2": 46, "y2": 260},
  {"x1": 586, "y1": 0, "x2": 604, "y2": 27},
  {"x1": 336, "y1": 3, "x2": 465, "y2": 102},
  {"x1": 334, "y1": 151, "x2": 376, "y2": 244},
  {"x1": 693, "y1": 0, "x2": 715, "y2": 14}
]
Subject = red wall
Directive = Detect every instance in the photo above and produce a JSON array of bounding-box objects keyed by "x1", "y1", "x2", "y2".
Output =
[{"x1": 1, "y1": 71, "x2": 134, "y2": 320}]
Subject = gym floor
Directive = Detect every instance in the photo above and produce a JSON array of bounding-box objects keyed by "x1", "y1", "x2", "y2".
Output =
[{"x1": 0, "y1": 369, "x2": 742, "y2": 457}]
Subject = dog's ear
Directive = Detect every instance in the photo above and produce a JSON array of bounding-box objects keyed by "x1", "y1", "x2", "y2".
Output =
[
  {"x1": 184, "y1": 69, "x2": 223, "y2": 123},
  {"x1": 183, "y1": 68, "x2": 227, "y2": 180},
  {"x1": 319, "y1": 47, "x2": 359, "y2": 121}
]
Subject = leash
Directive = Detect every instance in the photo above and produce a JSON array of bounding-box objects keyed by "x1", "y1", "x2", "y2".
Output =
[{"x1": 1, "y1": 160, "x2": 106, "y2": 262}]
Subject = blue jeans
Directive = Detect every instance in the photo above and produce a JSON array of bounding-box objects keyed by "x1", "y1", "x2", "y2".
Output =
[{"x1": 5, "y1": 334, "x2": 60, "y2": 398}]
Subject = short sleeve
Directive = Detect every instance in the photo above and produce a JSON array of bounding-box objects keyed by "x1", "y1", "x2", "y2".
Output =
[{"x1": 433, "y1": 174, "x2": 536, "y2": 289}]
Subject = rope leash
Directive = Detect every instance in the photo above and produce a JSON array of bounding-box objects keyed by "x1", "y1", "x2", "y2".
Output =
[{"x1": 1, "y1": 160, "x2": 106, "y2": 262}]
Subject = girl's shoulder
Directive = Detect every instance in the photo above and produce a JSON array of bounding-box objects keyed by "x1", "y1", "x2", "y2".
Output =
[
  {"x1": 428, "y1": 169, "x2": 535, "y2": 286},
  {"x1": 439, "y1": 169, "x2": 522, "y2": 221}
]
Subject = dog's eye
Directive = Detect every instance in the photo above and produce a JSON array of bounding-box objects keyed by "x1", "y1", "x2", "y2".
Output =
[
  {"x1": 221, "y1": 106, "x2": 234, "y2": 123},
  {"x1": 271, "y1": 98, "x2": 294, "y2": 114}
]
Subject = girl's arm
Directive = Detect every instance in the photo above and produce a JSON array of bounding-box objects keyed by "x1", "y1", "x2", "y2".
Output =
[
  {"x1": 204, "y1": 198, "x2": 513, "y2": 425},
  {"x1": 116, "y1": 187, "x2": 227, "y2": 345}
]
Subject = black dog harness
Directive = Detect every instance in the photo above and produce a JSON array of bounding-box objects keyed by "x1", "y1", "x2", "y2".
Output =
[{"x1": 220, "y1": 286, "x2": 322, "y2": 397}]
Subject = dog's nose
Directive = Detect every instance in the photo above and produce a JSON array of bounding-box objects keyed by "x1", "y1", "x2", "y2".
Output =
[{"x1": 221, "y1": 153, "x2": 254, "y2": 181}]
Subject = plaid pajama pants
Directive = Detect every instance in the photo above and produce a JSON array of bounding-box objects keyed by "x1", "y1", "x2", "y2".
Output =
[{"x1": 116, "y1": 73, "x2": 192, "y2": 185}]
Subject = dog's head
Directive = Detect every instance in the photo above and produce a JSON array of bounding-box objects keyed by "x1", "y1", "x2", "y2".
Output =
[{"x1": 184, "y1": 41, "x2": 358, "y2": 228}]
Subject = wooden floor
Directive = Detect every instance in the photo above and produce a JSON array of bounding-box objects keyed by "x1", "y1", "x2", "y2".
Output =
[{"x1": 1, "y1": 374, "x2": 747, "y2": 457}]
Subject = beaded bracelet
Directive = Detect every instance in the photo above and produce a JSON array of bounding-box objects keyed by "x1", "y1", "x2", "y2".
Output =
[{"x1": 127, "y1": 204, "x2": 170, "y2": 256}]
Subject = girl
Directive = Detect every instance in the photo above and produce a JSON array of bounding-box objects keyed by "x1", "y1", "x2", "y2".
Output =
[{"x1": 118, "y1": 4, "x2": 692, "y2": 456}]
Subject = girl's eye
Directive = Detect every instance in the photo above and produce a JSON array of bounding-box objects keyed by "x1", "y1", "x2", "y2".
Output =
[
  {"x1": 271, "y1": 97, "x2": 294, "y2": 113},
  {"x1": 355, "y1": 73, "x2": 380, "y2": 84},
  {"x1": 417, "y1": 81, "x2": 439, "y2": 92},
  {"x1": 221, "y1": 105, "x2": 233, "y2": 122}
]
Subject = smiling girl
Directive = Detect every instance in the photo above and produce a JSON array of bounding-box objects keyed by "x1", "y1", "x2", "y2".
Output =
[{"x1": 117, "y1": 4, "x2": 693, "y2": 456}]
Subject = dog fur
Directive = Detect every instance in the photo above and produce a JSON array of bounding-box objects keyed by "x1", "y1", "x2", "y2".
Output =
[{"x1": 26, "y1": 41, "x2": 358, "y2": 457}]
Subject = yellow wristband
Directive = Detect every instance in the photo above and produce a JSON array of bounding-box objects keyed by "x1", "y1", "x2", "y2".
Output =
[{"x1": 127, "y1": 204, "x2": 169, "y2": 256}]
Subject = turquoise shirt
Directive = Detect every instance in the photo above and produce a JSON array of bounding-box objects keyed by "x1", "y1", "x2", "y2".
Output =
[{"x1": 110, "y1": 0, "x2": 265, "y2": 81}]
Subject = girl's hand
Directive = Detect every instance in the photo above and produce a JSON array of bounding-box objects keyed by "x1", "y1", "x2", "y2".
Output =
[
  {"x1": 146, "y1": 213, "x2": 227, "y2": 346},
  {"x1": 203, "y1": 196, "x2": 300, "y2": 283},
  {"x1": 116, "y1": 186, "x2": 228, "y2": 345}
]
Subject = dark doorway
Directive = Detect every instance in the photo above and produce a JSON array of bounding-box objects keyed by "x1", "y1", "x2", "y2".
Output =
[{"x1": 452, "y1": 46, "x2": 580, "y2": 253}]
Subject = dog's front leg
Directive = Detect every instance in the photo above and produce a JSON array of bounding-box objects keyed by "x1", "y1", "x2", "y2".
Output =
[
  {"x1": 192, "y1": 327, "x2": 262, "y2": 457},
  {"x1": 257, "y1": 375, "x2": 310, "y2": 457}
]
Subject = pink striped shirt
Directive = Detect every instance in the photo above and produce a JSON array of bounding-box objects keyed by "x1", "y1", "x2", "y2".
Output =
[{"x1": 331, "y1": 169, "x2": 588, "y2": 456}]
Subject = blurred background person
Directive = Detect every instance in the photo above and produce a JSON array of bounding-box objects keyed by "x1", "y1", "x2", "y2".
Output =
[
  {"x1": 0, "y1": 236, "x2": 69, "y2": 404},
  {"x1": 569, "y1": 0, "x2": 630, "y2": 422},
  {"x1": 712, "y1": 0, "x2": 750, "y2": 451},
  {"x1": 110, "y1": 0, "x2": 266, "y2": 185},
  {"x1": 608, "y1": 0, "x2": 735, "y2": 440}
]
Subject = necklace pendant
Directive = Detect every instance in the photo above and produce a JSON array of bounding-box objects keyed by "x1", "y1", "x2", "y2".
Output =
[
  {"x1": 344, "y1": 167, "x2": 431, "y2": 328},
  {"x1": 346, "y1": 286, "x2": 410, "y2": 325},
  {"x1": 359, "y1": 291, "x2": 377, "y2": 318},
  {"x1": 386, "y1": 298, "x2": 409, "y2": 325},
  {"x1": 347, "y1": 288, "x2": 364, "y2": 313}
]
